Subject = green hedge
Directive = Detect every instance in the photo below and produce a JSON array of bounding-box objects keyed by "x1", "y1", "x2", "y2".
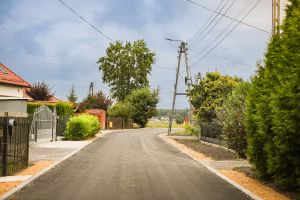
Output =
[
  {"x1": 65, "y1": 114, "x2": 100, "y2": 140},
  {"x1": 27, "y1": 102, "x2": 74, "y2": 116}
]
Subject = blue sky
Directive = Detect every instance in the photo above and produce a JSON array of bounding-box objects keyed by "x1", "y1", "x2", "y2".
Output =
[{"x1": 0, "y1": 0, "x2": 286, "y2": 108}]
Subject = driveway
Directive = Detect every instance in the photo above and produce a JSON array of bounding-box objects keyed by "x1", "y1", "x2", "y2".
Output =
[{"x1": 9, "y1": 129, "x2": 251, "y2": 200}]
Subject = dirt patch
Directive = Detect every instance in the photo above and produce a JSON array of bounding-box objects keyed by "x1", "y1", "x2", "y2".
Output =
[
  {"x1": 0, "y1": 160, "x2": 55, "y2": 197},
  {"x1": 0, "y1": 181, "x2": 21, "y2": 196},
  {"x1": 175, "y1": 139, "x2": 239, "y2": 160},
  {"x1": 17, "y1": 160, "x2": 55, "y2": 176},
  {"x1": 219, "y1": 169, "x2": 291, "y2": 200},
  {"x1": 160, "y1": 134, "x2": 211, "y2": 160}
]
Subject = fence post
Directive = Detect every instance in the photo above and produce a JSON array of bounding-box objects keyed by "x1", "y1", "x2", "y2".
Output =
[
  {"x1": 2, "y1": 112, "x2": 8, "y2": 176},
  {"x1": 34, "y1": 121, "x2": 38, "y2": 142}
]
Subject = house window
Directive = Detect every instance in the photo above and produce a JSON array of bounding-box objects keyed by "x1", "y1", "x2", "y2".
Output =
[{"x1": 0, "y1": 66, "x2": 7, "y2": 74}]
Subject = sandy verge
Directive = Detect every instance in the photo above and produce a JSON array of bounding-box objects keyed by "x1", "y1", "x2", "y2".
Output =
[
  {"x1": 162, "y1": 134, "x2": 291, "y2": 200},
  {"x1": 219, "y1": 170, "x2": 290, "y2": 200},
  {"x1": 0, "y1": 160, "x2": 55, "y2": 196}
]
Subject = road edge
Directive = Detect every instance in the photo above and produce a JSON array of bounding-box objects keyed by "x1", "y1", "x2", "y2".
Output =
[
  {"x1": 159, "y1": 133, "x2": 262, "y2": 200},
  {"x1": 0, "y1": 137, "x2": 98, "y2": 200}
]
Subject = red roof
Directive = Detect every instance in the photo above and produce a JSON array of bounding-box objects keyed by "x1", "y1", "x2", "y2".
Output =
[{"x1": 0, "y1": 63, "x2": 31, "y2": 87}]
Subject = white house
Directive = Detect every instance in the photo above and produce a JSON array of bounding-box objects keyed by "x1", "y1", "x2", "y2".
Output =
[{"x1": 0, "y1": 63, "x2": 31, "y2": 112}]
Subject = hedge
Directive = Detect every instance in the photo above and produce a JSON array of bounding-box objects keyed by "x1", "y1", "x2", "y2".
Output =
[
  {"x1": 64, "y1": 114, "x2": 100, "y2": 140},
  {"x1": 27, "y1": 102, "x2": 74, "y2": 116}
]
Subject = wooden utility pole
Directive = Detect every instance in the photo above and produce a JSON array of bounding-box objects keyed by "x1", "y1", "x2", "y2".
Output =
[
  {"x1": 272, "y1": 0, "x2": 280, "y2": 34},
  {"x1": 168, "y1": 42, "x2": 193, "y2": 134}
]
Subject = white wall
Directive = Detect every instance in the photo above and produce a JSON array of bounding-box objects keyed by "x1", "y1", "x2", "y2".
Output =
[{"x1": 0, "y1": 84, "x2": 24, "y2": 97}]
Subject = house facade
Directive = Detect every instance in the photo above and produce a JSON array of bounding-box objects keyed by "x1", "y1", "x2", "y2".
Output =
[{"x1": 0, "y1": 63, "x2": 31, "y2": 112}]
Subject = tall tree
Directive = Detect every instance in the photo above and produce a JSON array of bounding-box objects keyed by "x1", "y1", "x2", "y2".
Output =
[
  {"x1": 246, "y1": 0, "x2": 300, "y2": 190},
  {"x1": 98, "y1": 40, "x2": 155, "y2": 101},
  {"x1": 26, "y1": 82, "x2": 54, "y2": 101},
  {"x1": 67, "y1": 85, "x2": 78, "y2": 103}
]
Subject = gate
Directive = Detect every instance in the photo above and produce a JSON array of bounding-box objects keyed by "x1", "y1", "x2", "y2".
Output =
[
  {"x1": 29, "y1": 106, "x2": 57, "y2": 142},
  {"x1": 0, "y1": 112, "x2": 29, "y2": 176}
]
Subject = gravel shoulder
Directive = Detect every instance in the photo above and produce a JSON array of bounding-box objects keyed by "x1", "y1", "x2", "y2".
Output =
[{"x1": 164, "y1": 135, "x2": 293, "y2": 200}]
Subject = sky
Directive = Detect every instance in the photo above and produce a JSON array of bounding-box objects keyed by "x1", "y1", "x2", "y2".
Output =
[{"x1": 0, "y1": 0, "x2": 287, "y2": 108}]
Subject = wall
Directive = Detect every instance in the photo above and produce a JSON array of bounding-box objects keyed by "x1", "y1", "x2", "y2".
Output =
[
  {"x1": 0, "y1": 99, "x2": 27, "y2": 112},
  {"x1": 0, "y1": 84, "x2": 24, "y2": 97}
]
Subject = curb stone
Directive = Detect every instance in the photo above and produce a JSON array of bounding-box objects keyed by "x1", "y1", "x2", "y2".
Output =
[{"x1": 159, "y1": 133, "x2": 262, "y2": 200}]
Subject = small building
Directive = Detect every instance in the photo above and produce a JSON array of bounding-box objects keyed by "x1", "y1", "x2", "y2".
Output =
[
  {"x1": 0, "y1": 63, "x2": 30, "y2": 112},
  {"x1": 84, "y1": 109, "x2": 106, "y2": 130}
]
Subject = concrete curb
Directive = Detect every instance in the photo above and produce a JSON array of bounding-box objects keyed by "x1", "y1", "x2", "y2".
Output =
[
  {"x1": 0, "y1": 138, "x2": 98, "y2": 200},
  {"x1": 159, "y1": 133, "x2": 262, "y2": 200}
]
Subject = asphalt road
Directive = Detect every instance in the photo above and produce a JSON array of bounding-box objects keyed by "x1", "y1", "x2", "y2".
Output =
[{"x1": 10, "y1": 129, "x2": 251, "y2": 200}]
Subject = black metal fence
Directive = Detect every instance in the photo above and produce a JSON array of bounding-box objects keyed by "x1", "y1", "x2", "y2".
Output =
[
  {"x1": 200, "y1": 121, "x2": 229, "y2": 148},
  {"x1": 0, "y1": 112, "x2": 29, "y2": 176},
  {"x1": 56, "y1": 115, "x2": 70, "y2": 136}
]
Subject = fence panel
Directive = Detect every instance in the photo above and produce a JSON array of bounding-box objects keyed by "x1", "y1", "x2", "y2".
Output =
[
  {"x1": 0, "y1": 113, "x2": 29, "y2": 176},
  {"x1": 200, "y1": 121, "x2": 228, "y2": 148},
  {"x1": 106, "y1": 118, "x2": 133, "y2": 129}
]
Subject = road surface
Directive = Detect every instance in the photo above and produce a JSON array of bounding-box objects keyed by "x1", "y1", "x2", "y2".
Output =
[{"x1": 10, "y1": 129, "x2": 251, "y2": 200}]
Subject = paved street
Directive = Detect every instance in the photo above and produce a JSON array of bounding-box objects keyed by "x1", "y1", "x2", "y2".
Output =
[{"x1": 10, "y1": 129, "x2": 251, "y2": 200}]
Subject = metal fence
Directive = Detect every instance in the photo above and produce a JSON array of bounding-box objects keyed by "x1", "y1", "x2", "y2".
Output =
[
  {"x1": 0, "y1": 112, "x2": 29, "y2": 176},
  {"x1": 56, "y1": 115, "x2": 70, "y2": 136},
  {"x1": 106, "y1": 118, "x2": 133, "y2": 129},
  {"x1": 200, "y1": 121, "x2": 229, "y2": 148}
]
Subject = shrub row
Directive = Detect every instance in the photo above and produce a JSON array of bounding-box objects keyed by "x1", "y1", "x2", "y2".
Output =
[
  {"x1": 27, "y1": 102, "x2": 74, "y2": 116},
  {"x1": 65, "y1": 114, "x2": 100, "y2": 140}
]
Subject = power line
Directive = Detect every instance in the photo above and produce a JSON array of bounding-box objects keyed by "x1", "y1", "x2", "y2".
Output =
[
  {"x1": 183, "y1": 0, "x2": 269, "y2": 34},
  {"x1": 191, "y1": 0, "x2": 252, "y2": 58},
  {"x1": 191, "y1": 0, "x2": 262, "y2": 67},
  {"x1": 188, "y1": 0, "x2": 226, "y2": 45},
  {"x1": 190, "y1": 0, "x2": 237, "y2": 49},
  {"x1": 58, "y1": 0, "x2": 114, "y2": 42}
]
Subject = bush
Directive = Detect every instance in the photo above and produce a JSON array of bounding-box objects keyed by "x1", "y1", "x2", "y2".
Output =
[
  {"x1": 27, "y1": 102, "x2": 74, "y2": 116},
  {"x1": 185, "y1": 124, "x2": 199, "y2": 136},
  {"x1": 125, "y1": 88, "x2": 159, "y2": 128},
  {"x1": 107, "y1": 102, "x2": 132, "y2": 119},
  {"x1": 217, "y1": 82, "x2": 251, "y2": 158},
  {"x1": 27, "y1": 102, "x2": 55, "y2": 114},
  {"x1": 55, "y1": 102, "x2": 74, "y2": 116},
  {"x1": 65, "y1": 114, "x2": 100, "y2": 140}
]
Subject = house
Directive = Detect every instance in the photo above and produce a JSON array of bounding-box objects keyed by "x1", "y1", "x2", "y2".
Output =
[{"x1": 0, "y1": 63, "x2": 31, "y2": 112}]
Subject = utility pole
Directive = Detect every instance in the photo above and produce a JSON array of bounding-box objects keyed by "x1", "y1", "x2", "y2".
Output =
[
  {"x1": 272, "y1": 0, "x2": 280, "y2": 34},
  {"x1": 165, "y1": 39, "x2": 193, "y2": 134},
  {"x1": 89, "y1": 82, "x2": 94, "y2": 97}
]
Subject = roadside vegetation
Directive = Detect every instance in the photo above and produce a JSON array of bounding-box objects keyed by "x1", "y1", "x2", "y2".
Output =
[
  {"x1": 184, "y1": 0, "x2": 300, "y2": 192},
  {"x1": 98, "y1": 40, "x2": 159, "y2": 128},
  {"x1": 65, "y1": 114, "x2": 100, "y2": 140}
]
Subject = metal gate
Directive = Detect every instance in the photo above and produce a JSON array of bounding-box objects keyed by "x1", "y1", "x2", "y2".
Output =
[
  {"x1": 0, "y1": 112, "x2": 29, "y2": 176},
  {"x1": 29, "y1": 106, "x2": 57, "y2": 142}
]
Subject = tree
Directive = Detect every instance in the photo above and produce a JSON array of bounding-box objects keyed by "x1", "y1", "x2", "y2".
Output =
[
  {"x1": 107, "y1": 102, "x2": 132, "y2": 119},
  {"x1": 217, "y1": 81, "x2": 251, "y2": 158},
  {"x1": 78, "y1": 91, "x2": 112, "y2": 112},
  {"x1": 188, "y1": 71, "x2": 241, "y2": 123},
  {"x1": 245, "y1": 0, "x2": 300, "y2": 190},
  {"x1": 125, "y1": 88, "x2": 159, "y2": 128},
  {"x1": 26, "y1": 82, "x2": 54, "y2": 101},
  {"x1": 67, "y1": 85, "x2": 78, "y2": 103},
  {"x1": 98, "y1": 40, "x2": 155, "y2": 101}
]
